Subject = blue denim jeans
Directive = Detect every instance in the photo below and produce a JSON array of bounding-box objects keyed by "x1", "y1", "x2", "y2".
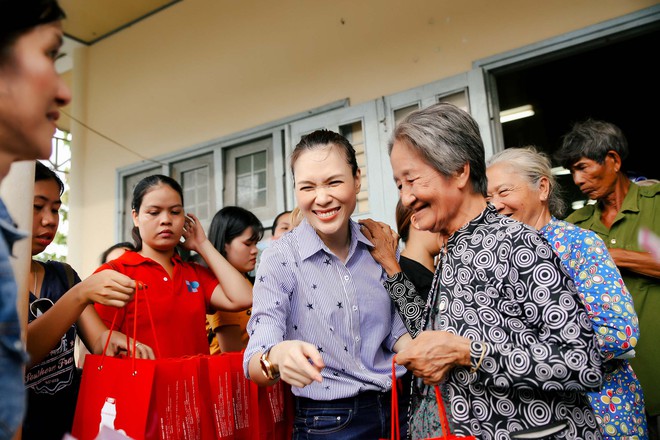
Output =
[{"x1": 293, "y1": 389, "x2": 409, "y2": 440}]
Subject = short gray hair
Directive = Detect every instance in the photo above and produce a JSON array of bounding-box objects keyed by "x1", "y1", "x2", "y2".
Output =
[{"x1": 388, "y1": 102, "x2": 487, "y2": 196}]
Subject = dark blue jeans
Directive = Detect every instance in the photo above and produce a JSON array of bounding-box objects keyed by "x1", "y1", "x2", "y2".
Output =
[{"x1": 293, "y1": 389, "x2": 409, "y2": 440}]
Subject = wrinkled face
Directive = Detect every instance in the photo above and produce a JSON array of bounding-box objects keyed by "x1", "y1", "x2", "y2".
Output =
[
  {"x1": 293, "y1": 144, "x2": 360, "y2": 245},
  {"x1": 272, "y1": 218, "x2": 291, "y2": 240},
  {"x1": 32, "y1": 178, "x2": 61, "y2": 256},
  {"x1": 132, "y1": 184, "x2": 185, "y2": 252},
  {"x1": 225, "y1": 227, "x2": 259, "y2": 274},
  {"x1": 390, "y1": 140, "x2": 460, "y2": 235},
  {"x1": 486, "y1": 162, "x2": 546, "y2": 227},
  {"x1": 566, "y1": 154, "x2": 619, "y2": 201},
  {"x1": 0, "y1": 22, "x2": 71, "y2": 164}
]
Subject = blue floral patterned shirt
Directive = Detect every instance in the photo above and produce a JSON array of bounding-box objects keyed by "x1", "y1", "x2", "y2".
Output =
[{"x1": 540, "y1": 217, "x2": 647, "y2": 439}]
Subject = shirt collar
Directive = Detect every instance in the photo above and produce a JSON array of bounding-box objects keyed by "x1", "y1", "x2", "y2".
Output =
[
  {"x1": 116, "y1": 249, "x2": 184, "y2": 266},
  {"x1": 620, "y1": 181, "x2": 641, "y2": 214},
  {"x1": 296, "y1": 218, "x2": 370, "y2": 261}
]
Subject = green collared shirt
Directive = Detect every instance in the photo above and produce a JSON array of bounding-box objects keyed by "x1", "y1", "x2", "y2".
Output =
[{"x1": 567, "y1": 180, "x2": 660, "y2": 415}]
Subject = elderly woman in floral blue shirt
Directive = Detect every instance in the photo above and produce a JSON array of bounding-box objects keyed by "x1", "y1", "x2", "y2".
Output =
[{"x1": 486, "y1": 146, "x2": 647, "y2": 439}]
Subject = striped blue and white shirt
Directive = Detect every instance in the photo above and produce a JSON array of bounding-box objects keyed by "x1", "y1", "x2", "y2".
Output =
[{"x1": 243, "y1": 218, "x2": 408, "y2": 400}]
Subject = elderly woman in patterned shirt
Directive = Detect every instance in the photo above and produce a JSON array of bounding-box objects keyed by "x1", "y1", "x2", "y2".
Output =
[
  {"x1": 486, "y1": 146, "x2": 647, "y2": 439},
  {"x1": 360, "y1": 102, "x2": 603, "y2": 440}
]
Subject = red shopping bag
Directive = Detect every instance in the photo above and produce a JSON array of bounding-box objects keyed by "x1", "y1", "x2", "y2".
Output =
[
  {"x1": 72, "y1": 282, "x2": 161, "y2": 440},
  {"x1": 148, "y1": 355, "x2": 214, "y2": 440},
  {"x1": 71, "y1": 353, "x2": 157, "y2": 440},
  {"x1": 381, "y1": 356, "x2": 476, "y2": 440},
  {"x1": 225, "y1": 352, "x2": 260, "y2": 440},
  {"x1": 256, "y1": 379, "x2": 294, "y2": 440},
  {"x1": 204, "y1": 354, "x2": 236, "y2": 440}
]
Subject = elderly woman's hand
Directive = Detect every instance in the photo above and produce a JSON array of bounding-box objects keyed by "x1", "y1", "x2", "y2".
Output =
[
  {"x1": 395, "y1": 330, "x2": 472, "y2": 385},
  {"x1": 359, "y1": 218, "x2": 402, "y2": 277}
]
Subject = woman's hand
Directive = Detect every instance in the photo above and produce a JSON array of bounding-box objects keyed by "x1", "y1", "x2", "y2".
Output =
[
  {"x1": 93, "y1": 330, "x2": 156, "y2": 360},
  {"x1": 181, "y1": 213, "x2": 209, "y2": 254},
  {"x1": 358, "y1": 218, "x2": 401, "y2": 277},
  {"x1": 270, "y1": 340, "x2": 325, "y2": 388},
  {"x1": 76, "y1": 270, "x2": 137, "y2": 308},
  {"x1": 395, "y1": 331, "x2": 471, "y2": 385}
]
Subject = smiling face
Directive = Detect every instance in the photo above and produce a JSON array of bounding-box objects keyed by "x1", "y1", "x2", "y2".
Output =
[
  {"x1": 0, "y1": 22, "x2": 71, "y2": 173},
  {"x1": 293, "y1": 144, "x2": 360, "y2": 247},
  {"x1": 132, "y1": 184, "x2": 185, "y2": 253},
  {"x1": 225, "y1": 226, "x2": 259, "y2": 274},
  {"x1": 390, "y1": 139, "x2": 462, "y2": 235},
  {"x1": 486, "y1": 161, "x2": 549, "y2": 229},
  {"x1": 32, "y1": 178, "x2": 62, "y2": 256}
]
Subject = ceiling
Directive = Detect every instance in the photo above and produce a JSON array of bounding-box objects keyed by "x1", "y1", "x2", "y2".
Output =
[{"x1": 59, "y1": 0, "x2": 181, "y2": 45}]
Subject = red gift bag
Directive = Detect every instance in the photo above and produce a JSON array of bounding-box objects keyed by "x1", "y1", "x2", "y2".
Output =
[
  {"x1": 148, "y1": 355, "x2": 215, "y2": 440},
  {"x1": 72, "y1": 282, "x2": 161, "y2": 440},
  {"x1": 225, "y1": 351, "x2": 260, "y2": 440},
  {"x1": 203, "y1": 354, "x2": 236, "y2": 440},
  {"x1": 382, "y1": 356, "x2": 476, "y2": 440},
  {"x1": 256, "y1": 379, "x2": 294, "y2": 440},
  {"x1": 71, "y1": 353, "x2": 157, "y2": 440},
  {"x1": 216, "y1": 351, "x2": 294, "y2": 440}
]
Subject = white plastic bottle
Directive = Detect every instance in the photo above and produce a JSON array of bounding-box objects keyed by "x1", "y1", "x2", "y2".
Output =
[{"x1": 99, "y1": 397, "x2": 117, "y2": 432}]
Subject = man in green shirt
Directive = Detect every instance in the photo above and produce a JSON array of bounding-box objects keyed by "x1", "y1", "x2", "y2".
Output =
[{"x1": 557, "y1": 119, "x2": 660, "y2": 439}]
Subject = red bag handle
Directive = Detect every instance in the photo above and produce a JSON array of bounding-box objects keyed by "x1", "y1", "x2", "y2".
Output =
[
  {"x1": 388, "y1": 355, "x2": 452, "y2": 439},
  {"x1": 99, "y1": 262, "x2": 161, "y2": 372}
]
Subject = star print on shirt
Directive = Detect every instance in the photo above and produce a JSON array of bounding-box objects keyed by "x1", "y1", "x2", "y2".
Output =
[
  {"x1": 312, "y1": 284, "x2": 317, "y2": 289},
  {"x1": 306, "y1": 303, "x2": 314, "y2": 310},
  {"x1": 317, "y1": 346, "x2": 324, "y2": 353},
  {"x1": 324, "y1": 258, "x2": 331, "y2": 265},
  {"x1": 337, "y1": 302, "x2": 343, "y2": 309},
  {"x1": 259, "y1": 275, "x2": 265, "y2": 283},
  {"x1": 281, "y1": 261, "x2": 287, "y2": 267}
]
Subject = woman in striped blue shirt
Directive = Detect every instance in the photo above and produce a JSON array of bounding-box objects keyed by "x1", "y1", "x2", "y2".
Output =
[{"x1": 244, "y1": 129, "x2": 412, "y2": 439}]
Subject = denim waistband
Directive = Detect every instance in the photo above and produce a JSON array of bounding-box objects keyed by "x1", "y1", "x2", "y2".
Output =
[{"x1": 295, "y1": 390, "x2": 390, "y2": 409}]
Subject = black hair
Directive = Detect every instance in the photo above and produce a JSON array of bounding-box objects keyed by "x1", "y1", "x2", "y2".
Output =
[
  {"x1": 99, "y1": 241, "x2": 136, "y2": 265},
  {"x1": 208, "y1": 206, "x2": 264, "y2": 259},
  {"x1": 395, "y1": 199, "x2": 413, "y2": 244},
  {"x1": 271, "y1": 210, "x2": 292, "y2": 235},
  {"x1": 34, "y1": 160, "x2": 64, "y2": 195},
  {"x1": 130, "y1": 174, "x2": 184, "y2": 251},
  {"x1": 555, "y1": 118, "x2": 629, "y2": 170},
  {"x1": 290, "y1": 129, "x2": 359, "y2": 178},
  {"x1": 0, "y1": 0, "x2": 66, "y2": 64}
]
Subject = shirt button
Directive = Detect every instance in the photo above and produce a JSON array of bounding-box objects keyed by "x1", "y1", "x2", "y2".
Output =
[
  {"x1": 610, "y1": 238, "x2": 617, "y2": 245},
  {"x1": 352, "y1": 305, "x2": 358, "y2": 311},
  {"x1": 355, "y1": 336, "x2": 360, "y2": 342},
  {"x1": 163, "y1": 277, "x2": 168, "y2": 281},
  {"x1": 344, "y1": 275, "x2": 349, "y2": 281}
]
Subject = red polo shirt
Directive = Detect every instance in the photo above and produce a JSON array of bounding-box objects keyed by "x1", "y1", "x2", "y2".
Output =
[{"x1": 94, "y1": 251, "x2": 219, "y2": 358}]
